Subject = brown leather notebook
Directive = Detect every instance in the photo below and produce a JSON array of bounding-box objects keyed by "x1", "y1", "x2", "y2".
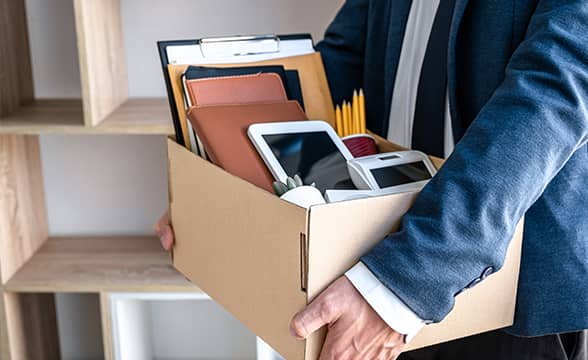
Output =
[
  {"x1": 187, "y1": 101, "x2": 307, "y2": 192},
  {"x1": 185, "y1": 73, "x2": 288, "y2": 107}
]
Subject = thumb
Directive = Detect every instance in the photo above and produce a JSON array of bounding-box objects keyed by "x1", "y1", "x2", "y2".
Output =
[{"x1": 290, "y1": 294, "x2": 340, "y2": 340}]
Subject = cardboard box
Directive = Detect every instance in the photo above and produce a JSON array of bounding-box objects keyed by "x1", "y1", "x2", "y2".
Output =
[{"x1": 167, "y1": 137, "x2": 523, "y2": 359}]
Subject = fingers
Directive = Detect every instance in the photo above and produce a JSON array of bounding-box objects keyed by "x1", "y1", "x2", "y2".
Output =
[
  {"x1": 154, "y1": 212, "x2": 174, "y2": 251},
  {"x1": 290, "y1": 289, "x2": 342, "y2": 340},
  {"x1": 153, "y1": 212, "x2": 168, "y2": 235},
  {"x1": 159, "y1": 226, "x2": 174, "y2": 251},
  {"x1": 318, "y1": 322, "x2": 403, "y2": 360}
]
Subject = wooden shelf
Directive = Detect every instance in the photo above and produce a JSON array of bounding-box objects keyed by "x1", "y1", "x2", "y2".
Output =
[
  {"x1": 4, "y1": 237, "x2": 197, "y2": 293},
  {"x1": 0, "y1": 98, "x2": 174, "y2": 135}
]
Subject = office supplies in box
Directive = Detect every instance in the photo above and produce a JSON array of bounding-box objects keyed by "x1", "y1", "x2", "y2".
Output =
[
  {"x1": 162, "y1": 35, "x2": 523, "y2": 359},
  {"x1": 167, "y1": 137, "x2": 524, "y2": 359}
]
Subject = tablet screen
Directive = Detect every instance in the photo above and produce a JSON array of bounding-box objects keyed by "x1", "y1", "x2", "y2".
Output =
[
  {"x1": 262, "y1": 132, "x2": 355, "y2": 193},
  {"x1": 370, "y1": 161, "x2": 432, "y2": 188}
]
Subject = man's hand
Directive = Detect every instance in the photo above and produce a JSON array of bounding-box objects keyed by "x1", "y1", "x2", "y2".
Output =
[
  {"x1": 154, "y1": 212, "x2": 174, "y2": 251},
  {"x1": 290, "y1": 276, "x2": 406, "y2": 360}
]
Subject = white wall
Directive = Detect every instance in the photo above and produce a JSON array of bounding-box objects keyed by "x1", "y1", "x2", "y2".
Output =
[
  {"x1": 55, "y1": 294, "x2": 104, "y2": 360},
  {"x1": 29, "y1": 0, "x2": 343, "y2": 358},
  {"x1": 40, "y1": 134, "x2": 169, "y2": 237},
  {"x1": 122, "y1": 0, "x2": 344, "y2": 97},
  {"x1": 26, "y1": 0, "x2": 81, "y2": 98}
]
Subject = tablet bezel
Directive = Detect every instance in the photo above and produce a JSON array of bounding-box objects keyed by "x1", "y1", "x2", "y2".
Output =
[{"x1": 248, "y1": 120, "x2": 354, "y2": 184}]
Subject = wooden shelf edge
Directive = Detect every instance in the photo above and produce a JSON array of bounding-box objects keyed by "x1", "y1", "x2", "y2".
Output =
[
  {"x1": 0, "y1": 98, "x2": 174, "y2": 135},
  {"x1": 4, "y1": 237, "x2": 198, "y2": 293},
  {"x1": 0, "y1": 99, "x2": 84, "y2": 135},
  {"x1": 4, "y1": 284, "x2": 198, "y2": 294},
  {"x1": 96, "y1": 98, "x2": 174, "y2": 135}
]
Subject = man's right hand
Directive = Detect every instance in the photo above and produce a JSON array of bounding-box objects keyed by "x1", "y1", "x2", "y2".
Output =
[{"x1": 154, "y1": 212, "x2": 174, "y2": 251}]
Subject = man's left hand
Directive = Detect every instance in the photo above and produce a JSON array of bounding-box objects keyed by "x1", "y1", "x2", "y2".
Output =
[{"x1": 290, "y1": 276, "x2": 406, "y2": 359}]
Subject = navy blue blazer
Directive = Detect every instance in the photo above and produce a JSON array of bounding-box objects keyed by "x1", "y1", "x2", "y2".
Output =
[{"x1": 317, "y1": 0, "x2": 588, "y2": 336}]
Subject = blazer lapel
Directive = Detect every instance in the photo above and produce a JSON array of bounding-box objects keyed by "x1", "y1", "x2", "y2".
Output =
[{"x1": 447, "y1": 0, "x2": 470, "y2": 140}]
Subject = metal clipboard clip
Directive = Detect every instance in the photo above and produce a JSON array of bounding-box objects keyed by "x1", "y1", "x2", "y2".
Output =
[{"x1": 199, "y1": 34, "x2": 281, "y2": 58}]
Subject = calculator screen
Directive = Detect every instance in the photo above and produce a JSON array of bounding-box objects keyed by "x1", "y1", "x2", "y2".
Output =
[{"x1": 370, "y1": 161, "x2": 432, "y2": 188}]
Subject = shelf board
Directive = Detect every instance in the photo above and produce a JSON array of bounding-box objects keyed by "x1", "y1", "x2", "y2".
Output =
[
  {"x1": 0, "y1": 98, "x2": 174, "y2": 135},
  {"x1": 97, "y1": 98, "x2": 174, "y2": 134},
  {"x1": 4, "y1": 237, "x2": 197, "y2": 293},
  {"x1": 0, "y1": 99, "x2": 85, "y2": 134}
]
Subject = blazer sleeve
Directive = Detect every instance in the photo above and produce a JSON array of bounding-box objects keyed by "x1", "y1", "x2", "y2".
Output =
[
  {"x1": 315, "y1": 0, "x2": 369, "y2": 106},
  {"x1": 361, "y1": 0, "x2": 588, "y2": 322}
]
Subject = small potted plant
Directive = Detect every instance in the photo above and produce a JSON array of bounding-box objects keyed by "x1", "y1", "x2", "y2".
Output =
[{"x1": 273, "y1": 175, "x2": 326, "y2": 209}]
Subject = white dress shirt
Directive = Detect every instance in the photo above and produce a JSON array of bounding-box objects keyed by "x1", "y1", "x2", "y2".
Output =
[{"x1": 345, "y1": 0, "x2": 455, "y2": 342}]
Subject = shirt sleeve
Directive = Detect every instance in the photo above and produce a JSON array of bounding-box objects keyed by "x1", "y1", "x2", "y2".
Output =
[{"x1": 345, "y1": 262, "x2": 428, "y2": 342}]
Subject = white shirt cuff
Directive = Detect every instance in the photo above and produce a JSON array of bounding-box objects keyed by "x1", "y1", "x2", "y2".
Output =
[{"x1": 345, "y1": 262, "x2": 427, "y2": 343}]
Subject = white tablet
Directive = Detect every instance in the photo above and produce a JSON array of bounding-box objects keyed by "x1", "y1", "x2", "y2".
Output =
[{"x1": 248, "y1": 121, "x2": 356, "y2": 193}]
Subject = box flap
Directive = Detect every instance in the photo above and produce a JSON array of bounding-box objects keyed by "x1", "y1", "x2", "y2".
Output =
[
  {"x1": 304, "y1": 192, "x2": 523, "y2": 357},
  {"x1": 167, "y1": 139, "x2": 309, "y2": 359}
]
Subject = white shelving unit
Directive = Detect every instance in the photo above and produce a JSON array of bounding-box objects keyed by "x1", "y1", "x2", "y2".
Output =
[{"x1": 107, "y1": 293, "x2": 282, "y2": 360}]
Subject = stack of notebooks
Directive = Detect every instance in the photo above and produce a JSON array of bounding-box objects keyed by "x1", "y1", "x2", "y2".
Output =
[
  {"x1": 159, "y1": 34, "x2": 336, "y2": 193},
  {"x1": 182, "y1": 67, "x2": 308, "y2": 192}
]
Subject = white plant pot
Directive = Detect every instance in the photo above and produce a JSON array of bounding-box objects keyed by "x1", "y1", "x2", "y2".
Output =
[{"x1": 279, "y1": 186, "x2": 326, "y2": 209}]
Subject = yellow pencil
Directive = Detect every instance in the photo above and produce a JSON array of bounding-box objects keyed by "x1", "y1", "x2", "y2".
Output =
[
  {"x1": 335, "y1": 105, "x2": 343, "y2": 137},
  {"x1": 342, "y1": 101, "x2": 349, "y2": 136},
  {"x1": 346, "y1": 102, "x2": 353, "y2": 136},
  {"x1": 359, "y1": 89, "x2": 366, "y2": 133},
  {"x1": 352, "y1": 90, "x2": 360, "y2": 134}
]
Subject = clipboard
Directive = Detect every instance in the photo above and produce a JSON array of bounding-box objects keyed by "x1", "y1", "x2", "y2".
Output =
[{"x1": 158, "y1": 34, "x2": 317, "y2": 147}]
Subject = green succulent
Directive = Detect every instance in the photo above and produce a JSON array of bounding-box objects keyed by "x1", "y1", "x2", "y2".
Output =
[{"x1": 273, "y1": 174, "x2": 316, "y2": 196}]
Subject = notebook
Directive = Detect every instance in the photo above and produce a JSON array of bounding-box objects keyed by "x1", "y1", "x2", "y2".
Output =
[
  {"x1": 182, "y1": 65, "x2": 304, "y2": 109},
  {"x1": 187, "y1": 101, "x2": 308, "y2": 192},
  {"x1": 184, "y1": 72, "x2": 288, "y2": 107}
]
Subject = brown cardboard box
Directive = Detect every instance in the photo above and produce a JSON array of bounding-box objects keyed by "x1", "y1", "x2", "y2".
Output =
[{"x1": 167, "y1": 138, "x2": 523, "y2": 359}]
